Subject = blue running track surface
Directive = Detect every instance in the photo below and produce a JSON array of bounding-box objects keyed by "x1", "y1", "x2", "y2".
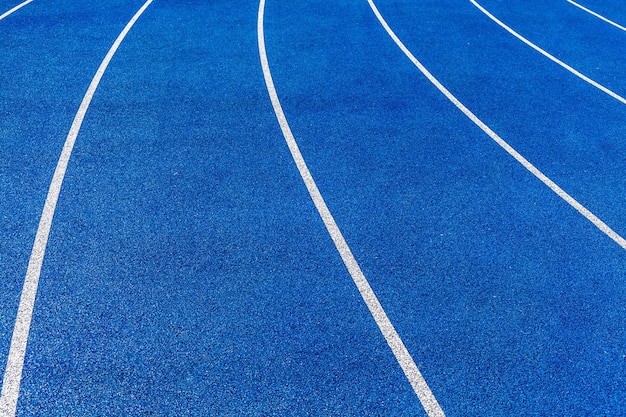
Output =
[{"x1": 0, "y1": 0, "x2": 625, "y2": 415}]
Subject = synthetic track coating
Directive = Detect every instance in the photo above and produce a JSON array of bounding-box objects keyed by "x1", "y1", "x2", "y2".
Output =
[{"x1": 1, "y1": 0, "x2": 625, "y2": 415}]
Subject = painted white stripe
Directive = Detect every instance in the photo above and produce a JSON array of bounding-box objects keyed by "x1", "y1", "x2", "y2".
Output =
[
  {"x1": 257, "y1": 1, "x2": 445, "y2": 416},
  {"x1": 566, "y1": 0, "x2": 626, "y2": 32},
  {"x1": 0, "y1": 1, "x2": 153, "y2": 415},
  {"x1": 470, "y1": 0, "x2": 626, "y2": 105},
  {"x1": 367, "y1": 0, "x2": 626, "y2": 251},
  {"x1": 0, "y1": 0, "x2": 33, "y2": 21}
]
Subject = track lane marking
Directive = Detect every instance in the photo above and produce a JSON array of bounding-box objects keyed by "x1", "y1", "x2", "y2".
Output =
[
  {"x1": 470, "y1": 0, "x2": 626, "y2": 105},
  {"x1": 366, "y1": 0, "x2": 626, "y2": 252},
  {"x1": 0, "y1": 1, "x2": 153, "y2": 415},
  {"x1": 566, "y1": 0, "x2": 626, "y2": 32},
  {"x1": 257, "y1": 1, "x2": 445, "y2": 416},
  {"x1": 0, "y1": 0, "x2": 34, "y2": 21}
]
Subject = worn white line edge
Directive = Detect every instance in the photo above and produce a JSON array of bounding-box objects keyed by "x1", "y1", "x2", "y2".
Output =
[
  {"x1": 470, "y1": 0, "x2": 626, "y2": 105},
  {"x1": 0, "y1": 0, "x2": 34, "y2": 21},
  {"x1": 257, "y1": 1, "x2": 446, "y2": 416},
  {"x1": 566, "y1": 0, "x2": 626, "y2": 32},
  {"x1": 0, "y1": 1, "x2": 153, "y2": 415},
  {"x1": 367, "y1": 0, "x2": 626, "y2": 251}
]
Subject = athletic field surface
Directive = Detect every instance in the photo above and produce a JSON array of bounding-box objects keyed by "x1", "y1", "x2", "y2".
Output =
[{"x1": 1, "y1": 0, "x2": 625, "y2": 415}]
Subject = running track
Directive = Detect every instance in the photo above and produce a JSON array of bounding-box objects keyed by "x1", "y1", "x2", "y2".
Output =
[{"x1": 0, "y1": 0, "x2": 625, "y2": 415}]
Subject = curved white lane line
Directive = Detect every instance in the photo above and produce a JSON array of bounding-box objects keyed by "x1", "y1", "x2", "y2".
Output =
[
  {"x1": 367, "y1": 0, "x2": 626, "y2": 251},
  {"x1": 470, "y1": 0, "x2": 626, "y2": 105},
  {"x1": 566, "y1": 0, "x2": 626, "y2": 32},
  {"x1": 0, "y1": 0, "x2": 34, "y2": 21},
  {"x1": 257, "y1": 1, "x2": 445, "y2": 416},
  {"x1": 0, "y1": 1, "x2": 153, "y2": 415}
]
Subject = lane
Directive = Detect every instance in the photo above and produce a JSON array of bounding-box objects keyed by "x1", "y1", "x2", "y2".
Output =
[
  {"x1": 258, "y1": 0, "x2": 443, "y2": 415},
  {"x1": 263, "y1": 0, "x2": 626, "y2": 414},
  {"x1": 0, "y1": 1, "x2": 154, "y2": 415},
  {"x1": 564, "y1": 0, "x2": 626, "y2": 24},
  {"x1": 16, "y1": 0, "x2": 425, "y2": 414},
  {"x1": 469, "y1": 0, "x2": 626, "y2": 95},
  {"x1": 0, "y1": 0, "x2": 150, "y2": 409},
  {"x1": 566, "y1": 0, "x2": 626, "y2": 31},
  {"x1": 469, "y1": 0, "x2": 626, "y2": 105}
]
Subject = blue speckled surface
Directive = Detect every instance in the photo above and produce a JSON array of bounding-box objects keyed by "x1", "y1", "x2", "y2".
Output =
[{"x1": 0, "y1": 0, "x2": 625, "y2": 415}]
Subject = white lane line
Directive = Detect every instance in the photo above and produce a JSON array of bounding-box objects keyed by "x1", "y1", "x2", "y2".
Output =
[
  {"x1": 367, "y1": 0, "x2": 626, "y2": 251},
  {"x1": 257, "y1": 1, "x2": 445, "y2": 416},
  {"x1": 566, "y1": 0, "x2": 626, "y2": 32},
  {"x1": 0, "y1": 1, "x2": 153, "y2": 415},
  {"x1": 469, "y1": 0, "x2": 626, "y2": 105},
  {"x1": 0, "y1": 0, "x2": 34, "y2": 21}
]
